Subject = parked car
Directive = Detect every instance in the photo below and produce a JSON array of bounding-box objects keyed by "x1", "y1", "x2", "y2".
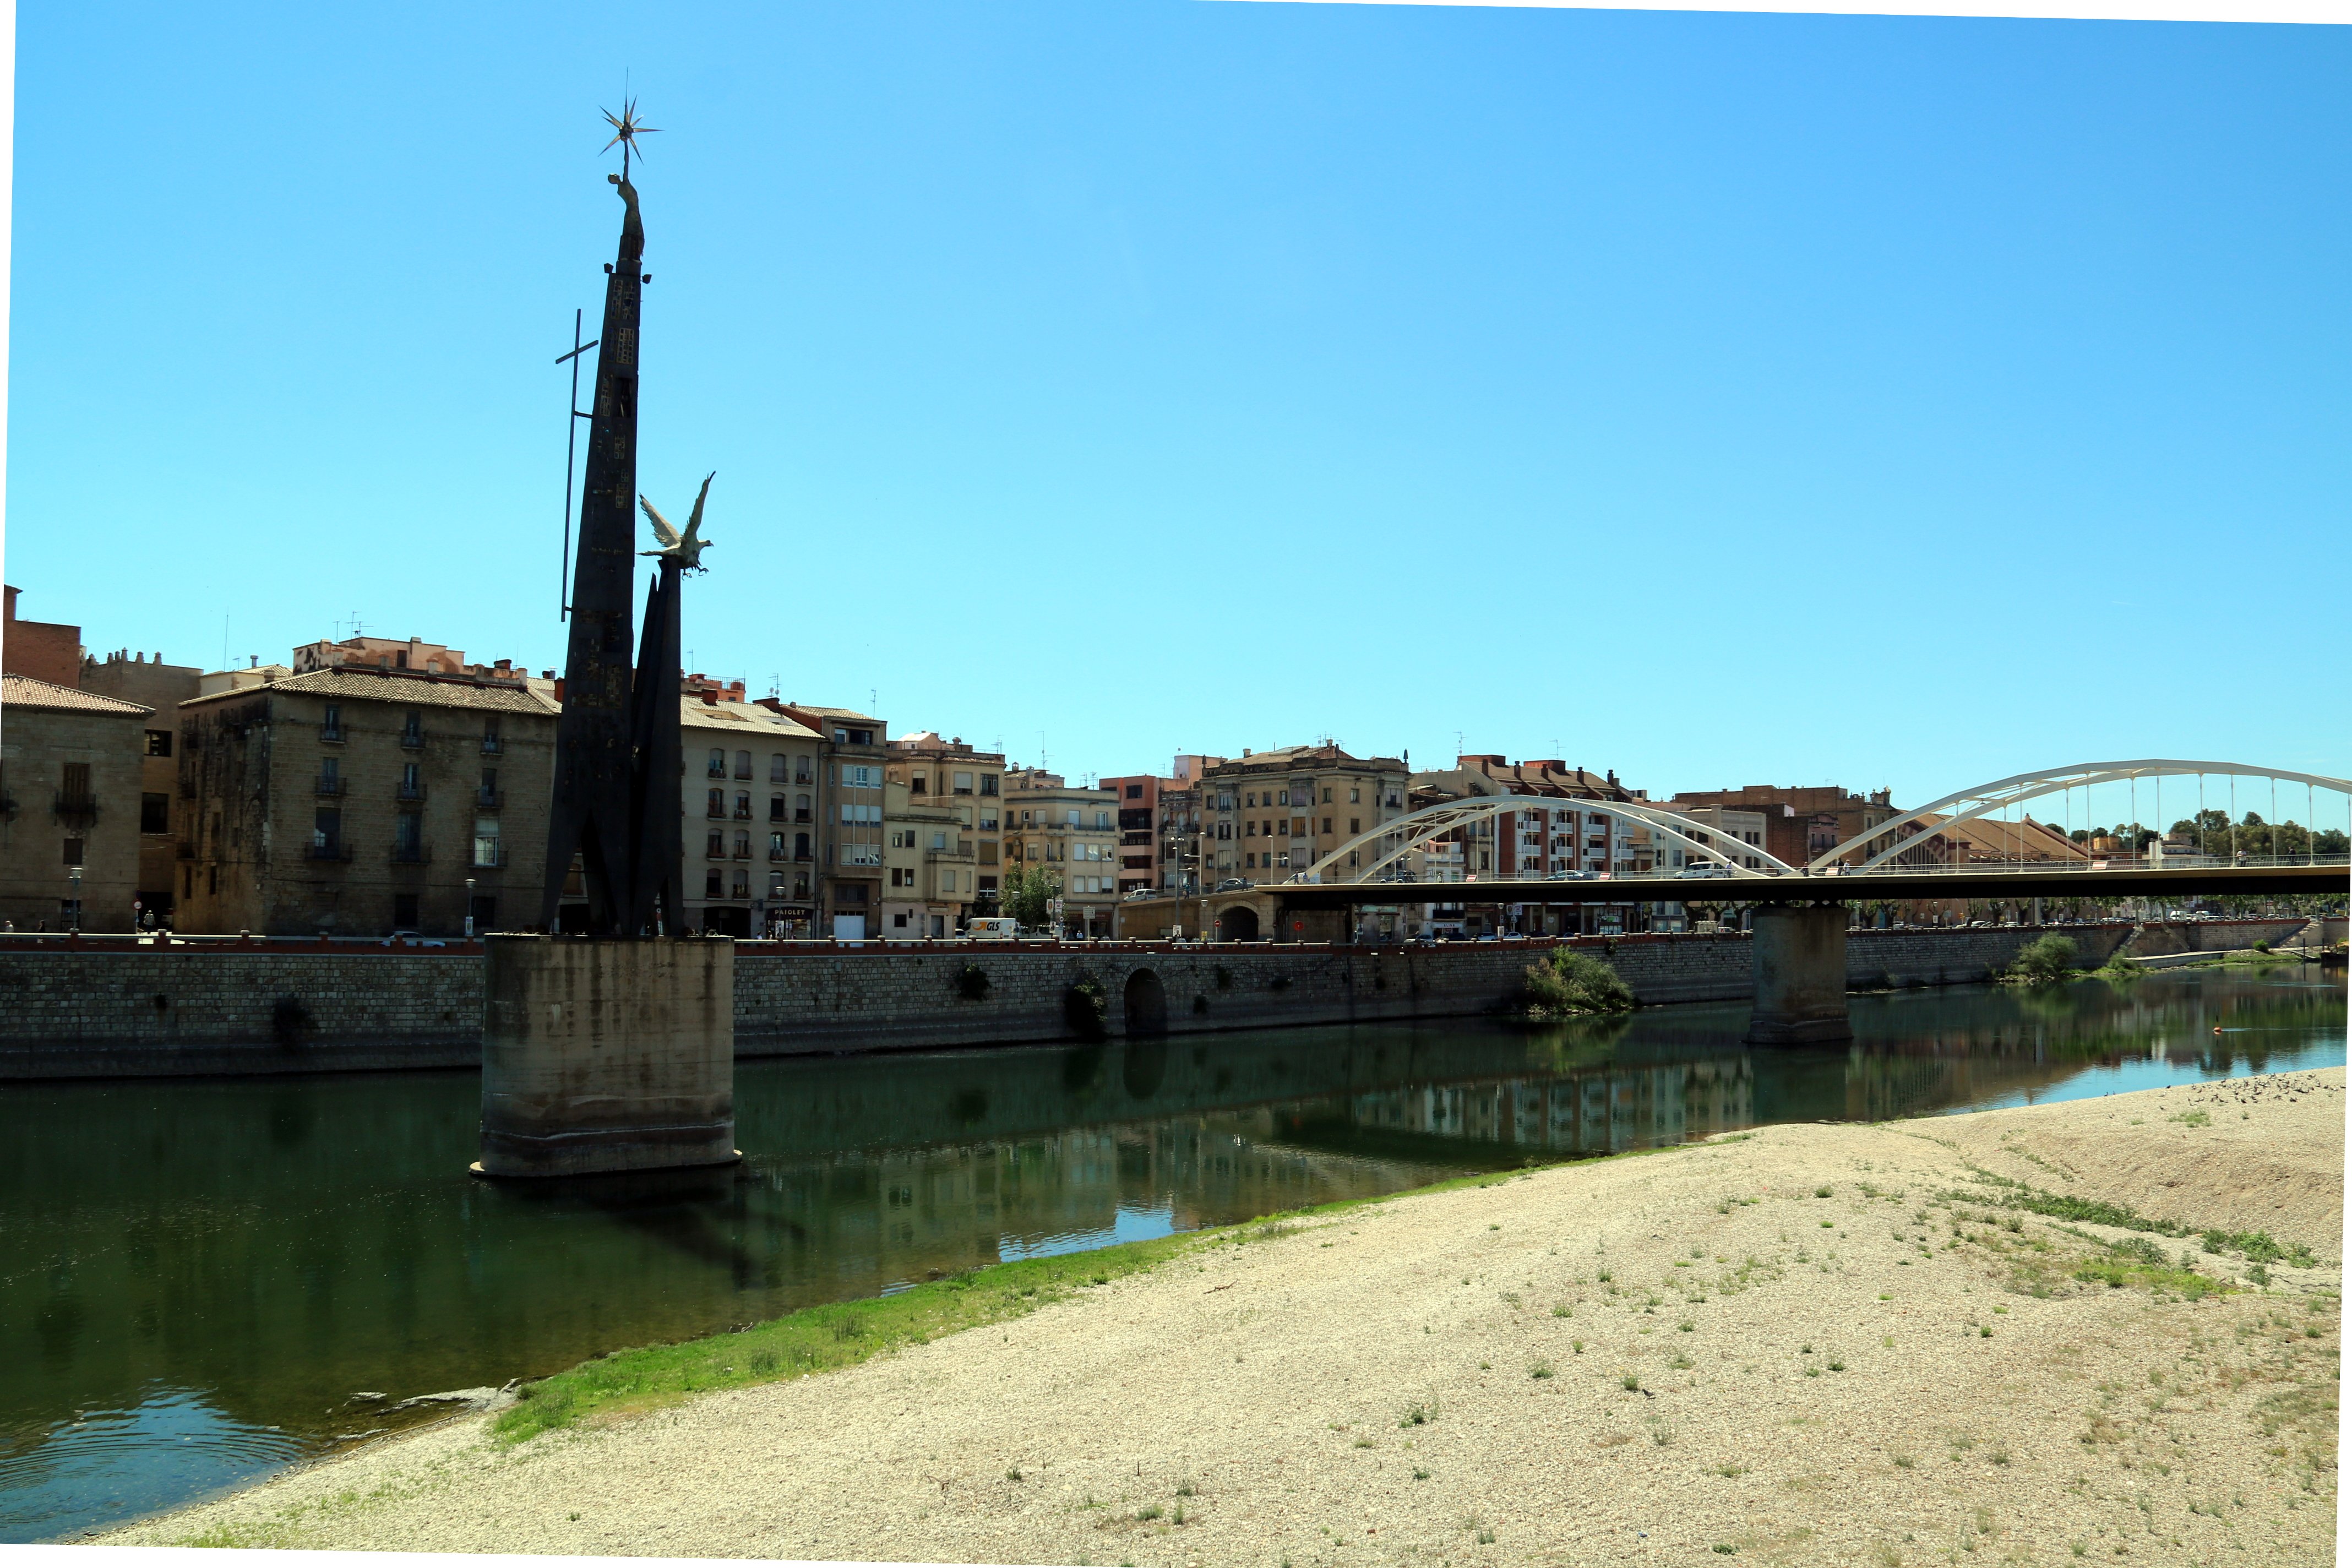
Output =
[
  {"x1": 1674, "y1": 864, "x2": 1732, "y2": 879},
  {"x1": 1215, "y1": 878, "x2": 1253, "y2": 892},
  {"x1": 1544, "y1": 869, "x2": 1598, "y2": 881}
]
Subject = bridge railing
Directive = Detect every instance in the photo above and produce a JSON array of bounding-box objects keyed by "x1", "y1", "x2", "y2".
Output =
[{"x1": 1785, "y1": 852, "x2": 2348, "y2": 879}]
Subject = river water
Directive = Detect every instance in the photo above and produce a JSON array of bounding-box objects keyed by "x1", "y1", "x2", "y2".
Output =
[{"x1": 2, "y1": 963, "x2": 2342, "y2": 1540}]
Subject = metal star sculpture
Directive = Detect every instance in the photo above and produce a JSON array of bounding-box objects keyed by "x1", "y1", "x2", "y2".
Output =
[{"x1": 601, "y1": 96, "x2": 661, "y2": 179}]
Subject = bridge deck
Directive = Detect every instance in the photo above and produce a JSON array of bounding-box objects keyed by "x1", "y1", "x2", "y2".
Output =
[{"x1": 1266, "y1": 863, "x2": 2348, "y2": 907}]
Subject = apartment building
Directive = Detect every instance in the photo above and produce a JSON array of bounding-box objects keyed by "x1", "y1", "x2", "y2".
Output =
[
  {"x1": 2, "y1": 585, "x2": 83, "y2": 687},
  {"x1": 1200, "y1": 744, "x2": 1409, "y2": 887},
  {"x1": 1000, "y1": 768, "x2": 1120, "y2": 935},
  {"x1": 176, "y1": 663, "x2": 559, "y2": 936},
  {"x1": 1662, "y1": 804, "x2": 1771, "y2": 870},
  {"x1": 881, "y1": 779, "x2": 971, "y2": 937},
  {"x1": 1667, "y1": 783, "x2": 1899, "y2": 869},
  {"x1": 774, "y1": 702, "x2": 889, "y2": 938},
  {"x1": 291, "y1": 634, "x2": 524, "y2": 680},
  {"x1": 80, "y1": 649, "x2": 204, "y2": 921},
  {"x1": 887, "y1": 733, "x2": 1005, "y2": 916},
  {"x1": 678, "y1": 680, "x2": 826, "y2": 938},
  {"x1": 0, "y1": 674, "x2": 151, "y2": 930},
  {"x1": 1098, "y1": 773, "x2": 1164, "y2": 896},
  {"x1": 1408, "y1": 755, "x2": 1656, "y2": 935}
]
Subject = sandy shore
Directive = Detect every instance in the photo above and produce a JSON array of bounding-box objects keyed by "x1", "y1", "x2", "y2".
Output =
[{"x1": 106, "y1": 1069, "x2": 2343, "y2": 1565}]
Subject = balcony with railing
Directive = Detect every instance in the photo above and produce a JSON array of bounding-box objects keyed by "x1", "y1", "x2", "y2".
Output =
[
  {"x1": 477, "y1": 788, "x2": 504, "y2": 810},
  {"x1": 53, "y1": 792, "x2": 99, "y2": 830},
  {"x1": 480, "y1": 734, "x2": 504, "y2": 756},
  {"x1": 399, "y1": 728, "x2": 424, "y2": 750},
  {"x1": 315, "y1": 776, "x2": 344, "y2": 797},
  {"x1": 396, "y1": 780, "x2": 427, "y2": 802},
  {"x1": 306, "y1": 839, "x2": 353, "y2": 862},
  {"x1": 390, "y1": 842, "x2": 431, "y2": 865}
]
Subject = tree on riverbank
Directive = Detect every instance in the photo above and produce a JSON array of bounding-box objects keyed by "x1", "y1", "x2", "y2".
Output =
[
  {"x1": 1003, "y1": 866, "x2": 1060, "y2": 930},
  {"x1": 1520, "y1": 948, "x2": 1635, "y2": 1018},
  {"x1": 2006, "y1": 934, "x2": 2079, "y2": 983}
]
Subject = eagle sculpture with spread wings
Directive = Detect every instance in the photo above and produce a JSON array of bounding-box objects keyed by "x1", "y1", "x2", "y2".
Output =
[{"x1": 639, "y1": 472, "x2": 715, "y2": 573}]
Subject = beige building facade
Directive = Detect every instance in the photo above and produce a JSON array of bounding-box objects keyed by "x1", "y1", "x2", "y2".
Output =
[
  {"x1": 176, "y1": 665, "x2": 559, "y2": 937},
  {"x1": 80, "y1": 650, "x2": 204, "y2": 921},
  {"x1": 677, "y1": 683, "x2": 825, "y2": 938},
  {"x1": 1201, "y1": 744, "x2": 1410, "y2": 890},
  {"x1": 0, "y1": 674, "x2": 151, "y2": 930},
  {"x1": 1001, "y1": 768, "x2": 1121, "y2": 936}
]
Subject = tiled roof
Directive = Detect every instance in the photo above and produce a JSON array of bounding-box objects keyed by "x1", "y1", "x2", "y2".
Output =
[
  {"x1": 1, "y1": 673, "x2": 154, "y2": 717},
  {"x1": 683, "y1": 697, "x2": 822, "y2": 738},
  {"x1": 181, "y1": 666, "x2": 560, "y2": 716}
]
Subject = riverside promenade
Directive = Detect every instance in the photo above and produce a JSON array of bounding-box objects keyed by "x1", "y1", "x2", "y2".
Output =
[{"x1": 0, "y1": 918, "x2": 2335, "y2": 1078}]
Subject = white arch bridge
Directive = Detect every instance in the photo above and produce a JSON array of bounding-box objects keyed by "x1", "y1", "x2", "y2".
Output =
[
  {"x1": 1267, "y1": 758, "x2": 2350, "y2": 903},
  {"x1": 1196, "y1": 759, "x2": 2348, "y2": 1046}
]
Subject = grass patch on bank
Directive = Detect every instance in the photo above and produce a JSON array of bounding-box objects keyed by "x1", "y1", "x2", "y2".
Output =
[
  {"x1": 494, "y1": 1234, "x2": 1199, "y2": 1444},
  {"x1": 493, "y1": 1145, "x2": 1719, "y2": 1444},
  {"x1": 1954, "y1": 1169, "x2": 2315, "y2": 1267}
]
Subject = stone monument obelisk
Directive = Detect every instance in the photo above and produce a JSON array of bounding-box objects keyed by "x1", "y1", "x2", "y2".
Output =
[{"x1": 474, "y1": 103, "x2": 738, "y2": 1179}]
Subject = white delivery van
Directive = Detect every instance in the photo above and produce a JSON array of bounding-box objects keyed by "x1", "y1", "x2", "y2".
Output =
[{"x1": 964, "y1": 917, "x2": 1021, "y2": 940}]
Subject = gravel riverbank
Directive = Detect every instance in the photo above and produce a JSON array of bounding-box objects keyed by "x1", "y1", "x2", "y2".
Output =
[{"x1": 104, "y1": 1069, "x2": 2343, "y2": 1565}]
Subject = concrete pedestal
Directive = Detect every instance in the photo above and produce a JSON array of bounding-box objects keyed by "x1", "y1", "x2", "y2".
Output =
[
  {"x1": 1745, "y1": 903, "x2": 1853, "y2": 1046},
  {"x1": 476, "y1": 935, "x2": 737, "y2": 1178}
]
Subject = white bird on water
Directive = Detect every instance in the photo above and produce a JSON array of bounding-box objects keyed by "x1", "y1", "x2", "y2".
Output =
[{"x1": 639, "y1": 472, "x2": 715, "y2": 572}]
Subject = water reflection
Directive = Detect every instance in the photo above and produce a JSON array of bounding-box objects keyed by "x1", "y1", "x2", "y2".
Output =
[{"x1": 0, "y1": 965, "x2": 2338, "y2": 1540}]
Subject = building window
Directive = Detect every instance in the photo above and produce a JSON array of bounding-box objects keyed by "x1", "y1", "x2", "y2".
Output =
[
  {"x1": 705, "y1": 869, "x2": 723, "y2": 897},
  {"x1": 770, "y1": 832, "x2": 787, "y2": 859},
  {"x1": 769, "y1": 794, "x2": 787, "y2": 822},
  {"x1": 707, "y1": 830, "x2": 726, "y2": 858},
  {"x1": 145, "y1": 729, "x2": 173, "y2": 758},
  {"x1": 979, "y1": 775, "x2": 998, "y2": 796},
  {"x1": 731, "y1": 871, "x2": 749, "y2": 900},
  {"x1": 842, "y1": 764, "x2": 878, "y2": 788},
  {"x1": 320, "y1": 704, "x2": 344, "y2": 742},
  {"x1": 954, "y1": 772, "x2": 973, "y2": 794},
  {"x1": 733, "y1": 791, "x2": 752, "y2": 819},
  {"x1": 473, "y1": 818, "x2": 503, "y2": 867},
  {"x1": 400, "y1": 712, "x2": 423, "y2": 748},
  {"x1": 770, "y1": 754, "x2": 789, "y2": 782},
  {"x1": 141, "y1": 793, "x2": 171, "y2": 835},
  {"x1": 482, "y1": 718, "x2": 502, "y2": 754},
  {"x1": 399, "y1": 763, "x2": 423, "y2": 801},
  {"x1": 707, "y1": 749, "x2": 727, "y2": 778},
  {"x1": 794, "y1": 832, "x2": 811, "y2": 859},
  {"x1": 1350, "y1": 787, "x2": 1361, "y2": 804},
  {"x1": 734, "y1": 750, "x2": 752, "y2": 780},
  {"x1": 394, "y1": 813, "x2": 423, "y2": 859},
  {"x1": 794, "y1": 793, "x2": 812, "y2": 822},
  {"x1": 393, "y1": 893, "x2": 419, "y2": 929},
  {"x1": 734, "y1": 830, "x2": 751, "y2": 858},
  {"x1": 1125, "y1": 783, "x2": 1143, "y2": 799},
  {"x1": 910, "y1": 774, "x2": 928, "y2": 795},
  {"x1": 707, "y1": 788, "x2": 726, "y2": 818},
  {"x1": 1350, "y1": 818, "x2": 1360, "y2": 835}
]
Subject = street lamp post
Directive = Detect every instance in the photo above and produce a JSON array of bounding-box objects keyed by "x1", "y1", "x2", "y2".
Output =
[
  {"x1": 67, "y1": 864, "x2": 83, "y2": 933},
  {"x1": 464, "y1": 876, "x2": 477, "y2": 939}
]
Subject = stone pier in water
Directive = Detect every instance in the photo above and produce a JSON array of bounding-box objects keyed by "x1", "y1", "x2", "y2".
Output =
[{"x1": 476, "y1": 936, "x2": 737, "y2": 1178}]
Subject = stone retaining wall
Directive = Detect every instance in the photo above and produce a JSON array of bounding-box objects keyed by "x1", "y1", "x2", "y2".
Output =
[{"x1": 0, "y1": 918, "x2": 2313, "y2": 1079}]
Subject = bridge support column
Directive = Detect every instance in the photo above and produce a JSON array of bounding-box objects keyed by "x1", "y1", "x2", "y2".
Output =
[
  {"x1": 475, "y1": 935, "x2": 738, "y2": 1178},
  {"x1": 1745, "y1": 903, "x2": 1852, "y2": 1046}
]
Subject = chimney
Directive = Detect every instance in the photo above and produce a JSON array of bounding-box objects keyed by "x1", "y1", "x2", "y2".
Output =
[{"x1": 701, "y1": 688, "x2": 720, "y2": 706}]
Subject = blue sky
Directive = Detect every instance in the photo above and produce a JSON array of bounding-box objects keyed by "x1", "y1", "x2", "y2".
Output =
[{"x1": 7, "y1": 2, "x2": 2346, "y2": 807}]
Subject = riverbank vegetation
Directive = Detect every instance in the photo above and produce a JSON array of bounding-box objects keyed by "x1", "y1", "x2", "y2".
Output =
[{"x1": 1518, "y1": 947, "x2": 1635, "y2": 1018}]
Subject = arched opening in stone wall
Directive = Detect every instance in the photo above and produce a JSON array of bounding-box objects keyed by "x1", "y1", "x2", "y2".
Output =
[
  {"x1": 1123, "y1": 968, "x2": 1168, "y2": 1037},
  {"x1": 1216, "y1": 906, "x2": 1260, "y2": 943}
]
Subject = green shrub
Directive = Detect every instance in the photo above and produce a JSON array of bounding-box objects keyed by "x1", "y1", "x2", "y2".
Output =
[
  {"x1": 1521, "y1": 948, "x2": 1635, "y2": 1018},
  {"x1": 2007, "y1": 934, "x2": 2079, "y2": 984}
]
